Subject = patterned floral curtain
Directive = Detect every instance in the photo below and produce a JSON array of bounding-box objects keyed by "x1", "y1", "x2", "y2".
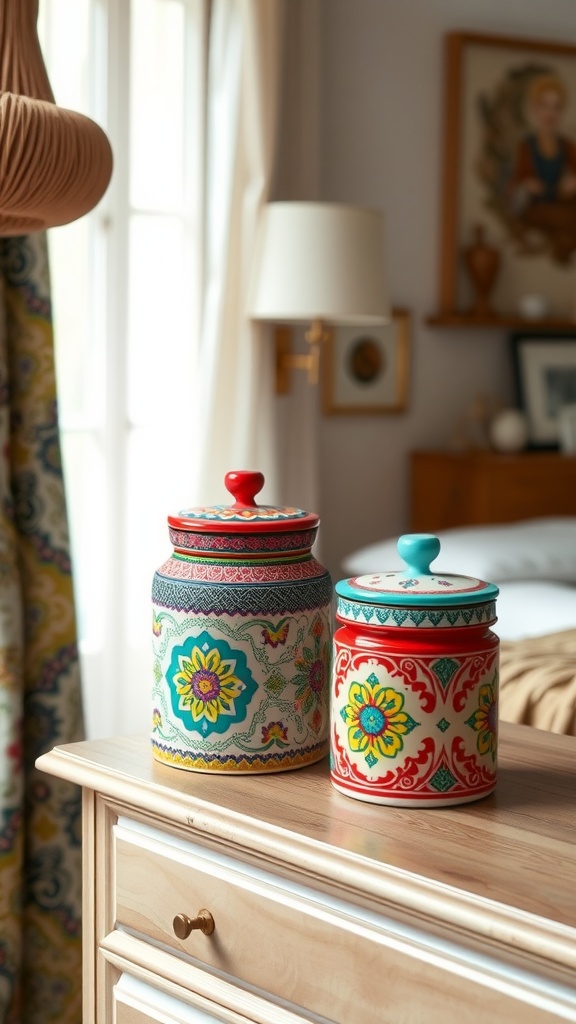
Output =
[{"x1": 0, "y1": 233, "x2": 83, "y2": 1023}]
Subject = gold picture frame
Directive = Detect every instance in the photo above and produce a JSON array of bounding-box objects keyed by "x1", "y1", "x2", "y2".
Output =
[
  {"x1": 435, "y1": 32, "x2": 576, "y2": 322},
  {"x1": 322, "y1": 308, "x2": 410, "y2": 415}
]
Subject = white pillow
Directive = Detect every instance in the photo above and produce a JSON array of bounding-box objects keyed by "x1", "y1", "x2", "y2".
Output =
[
  {"x1": 494, "y1": 581, "x2": 576, "y2": 640},
  {"x1": 341, "y1": 518, "x2": 576, "y2": 584}
]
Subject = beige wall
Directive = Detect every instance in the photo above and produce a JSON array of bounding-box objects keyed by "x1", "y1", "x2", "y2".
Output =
[{"x1": 276, "y1": 0, "x2": 576, "y2": 582}]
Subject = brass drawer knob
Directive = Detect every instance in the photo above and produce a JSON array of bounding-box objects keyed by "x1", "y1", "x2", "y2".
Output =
[{"x1": 172, "y1": 910, "x2": 215, "y2": 939}]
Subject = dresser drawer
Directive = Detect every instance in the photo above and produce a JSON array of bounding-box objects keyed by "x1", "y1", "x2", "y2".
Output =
[
  {"x1": 111, "y1": 817, "x2": 567, "y2": 1024},
  {"x1": 113, "y1": 818, "x2": 369, "y2": 1020},
  {"x1": 114, "y1": 972, "x2": 229, "y2": 1024}
]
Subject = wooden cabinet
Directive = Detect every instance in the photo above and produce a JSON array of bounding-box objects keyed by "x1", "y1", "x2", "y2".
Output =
[
  {"x1": 37, "y1": 725, "x2": 576, "y2": 1024},
  {"x1": 410, "y1": 449, "x2": 576, "y2": 532}
]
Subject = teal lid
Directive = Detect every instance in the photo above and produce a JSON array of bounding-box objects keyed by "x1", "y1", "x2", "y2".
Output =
[{"x1": 336, "y1": 534, "x2": 499, "y2": 609}]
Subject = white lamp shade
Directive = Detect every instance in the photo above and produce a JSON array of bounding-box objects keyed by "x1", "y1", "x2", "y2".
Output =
[{"x1": 247, "y1": 202, "x2": 390, "y2": 325}]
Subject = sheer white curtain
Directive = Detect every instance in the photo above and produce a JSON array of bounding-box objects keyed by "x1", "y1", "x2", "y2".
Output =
[
  {"x1": 39, "y1": 0, "x2": 287, "y2": 738},
  {"x1": 195, "y1": 0, "x2": 285, "y2": 507}
]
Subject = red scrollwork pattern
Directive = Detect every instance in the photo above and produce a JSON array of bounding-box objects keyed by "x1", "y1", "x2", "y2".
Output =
[
  {"x1": 450, "y1": 735, "x2": 496, "y2": 789},
  {"x1": 452, "y1": 650, "x2": 498, "y2": 712},
  {"x1": 333, "y1": 642, "x2": 440, "y2": 714},
  {"x1": 332, "y1": 645, "x2": 353, "y2": 699},
  {"x1": 390, "y1": 658, "x2": 438, "y2": 713}
]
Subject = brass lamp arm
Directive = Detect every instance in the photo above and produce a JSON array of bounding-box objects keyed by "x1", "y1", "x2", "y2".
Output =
[{"x1": 275, "y1": 317, "x2": 329, "y2": 394}]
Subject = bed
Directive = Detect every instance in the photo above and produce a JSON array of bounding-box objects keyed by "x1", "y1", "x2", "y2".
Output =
[{"x1": 341, "y1": 517, "x2": 576, "y2": 737}]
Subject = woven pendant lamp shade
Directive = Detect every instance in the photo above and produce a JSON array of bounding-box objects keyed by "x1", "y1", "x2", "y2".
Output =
[{"x1": 0, "y1": 0, "x2": 113, "y2": 236}]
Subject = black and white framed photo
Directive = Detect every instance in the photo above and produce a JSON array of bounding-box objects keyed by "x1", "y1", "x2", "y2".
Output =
[
  {"x1": 512, "y1": 332, "x2": 576, "y2": 446},
  {"x1": 322, "y1": 309, "x2": 410, "y2": 416}
]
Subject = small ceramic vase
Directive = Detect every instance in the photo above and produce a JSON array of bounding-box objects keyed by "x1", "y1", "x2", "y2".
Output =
[
  {"x1": 463, "y1": 224, "x2": 501, "y2": 318},
  {"x1": 151, "y1": 471, "x2": 332, "y2": 773},
  {"x1": 331, "y1": 534, "x2": 499, "y2": 807}
]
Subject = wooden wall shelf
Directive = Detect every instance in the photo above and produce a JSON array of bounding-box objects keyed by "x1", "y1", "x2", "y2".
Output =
[{"x1": 426, "y1": 313, "x2": 576, "y2": 330}]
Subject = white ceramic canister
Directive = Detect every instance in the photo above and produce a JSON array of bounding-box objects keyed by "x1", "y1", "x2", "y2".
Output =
[
  {"x1": 331, "y1": 534, "x2": 499, "y2": 807},
  {"x1": 151, "y1": 471, "x2": 332, "y2": 773}
]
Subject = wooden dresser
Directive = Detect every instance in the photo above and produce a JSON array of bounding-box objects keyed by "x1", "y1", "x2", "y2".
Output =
[
  {"x1": 410, "y1": 449, "x2": 576, "y2": 532},
  {"x1": 37, "y1": 724, "x2": 576, "y2": 1023}
]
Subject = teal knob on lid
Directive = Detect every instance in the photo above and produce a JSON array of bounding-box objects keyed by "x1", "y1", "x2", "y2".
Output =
[
  {"x1": 397, "y1": 534, "x2": 440, "y2": 577},
  {"x1": 335, "y1": 530, "x2": 498, "y2": 608}
]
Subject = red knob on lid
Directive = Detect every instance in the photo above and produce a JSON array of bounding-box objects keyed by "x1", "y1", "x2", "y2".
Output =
[
  {"x1": 225, "y1": 470, "x2": 265, "y2": 509},
  {"x1": 168, "y1": 470, "x2": 317, "y2": 533}
]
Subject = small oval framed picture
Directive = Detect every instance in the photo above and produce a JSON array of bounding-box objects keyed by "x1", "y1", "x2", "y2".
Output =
[{"x1": 323, "y1": 308, "x2": 410, "y2": 415}]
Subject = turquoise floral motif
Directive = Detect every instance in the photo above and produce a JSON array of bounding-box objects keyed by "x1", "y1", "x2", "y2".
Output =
[
  {"x1": 167, "y1": 632, "x2": 258, "y2": 736},
  {"x1": 465, "y1": 678, "x2": 498, "y2": 761},
  {"x1": 292, "y1": 614, "x2": 329, "y2": 715},
  {"x1": 341, "y1": 673, "x2": 419, "y2": 768}
]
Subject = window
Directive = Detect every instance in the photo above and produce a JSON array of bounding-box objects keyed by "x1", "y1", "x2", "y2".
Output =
[{"x1": 38, "y1": 0, "x2": 205, "y2": 737}]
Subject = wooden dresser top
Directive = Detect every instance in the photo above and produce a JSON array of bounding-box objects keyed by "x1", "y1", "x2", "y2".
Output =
[{"x1": 38, "y1": 722, "x2": 576, "y2": 961}]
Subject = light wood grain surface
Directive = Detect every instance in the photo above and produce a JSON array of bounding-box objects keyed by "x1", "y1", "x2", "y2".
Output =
[
  {"x1": 37, "y1": 723, "x2": 576, "y2": 1022},
  {"x1": 38, "y1": 723, "x2": 576, "y2": 930}
]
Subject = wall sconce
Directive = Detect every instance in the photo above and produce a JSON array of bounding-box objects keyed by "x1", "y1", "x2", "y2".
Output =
[{"x1": 247, "y1": 202, "x2": 390, "y2": 394}]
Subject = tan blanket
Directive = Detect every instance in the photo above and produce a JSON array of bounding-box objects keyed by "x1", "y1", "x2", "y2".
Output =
[{"x1": 499, "y1": 629, "x2": 576, "y2": 737}]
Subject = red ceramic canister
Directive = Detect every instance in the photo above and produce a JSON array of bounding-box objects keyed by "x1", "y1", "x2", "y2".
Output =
[{"x1": 331, "y1": 534, "x2": 499, "y2": 807}]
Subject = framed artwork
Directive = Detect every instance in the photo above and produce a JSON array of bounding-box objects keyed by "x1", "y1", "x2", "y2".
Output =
[
  {"x1": 322, "y1": 308, "x2": 409, "y2": 415},
  {"x1": 437, "y1": 32, "x2": 576, "y2": 320},
  {"x1": 512, "y1": 332, "x2": 576, "y2": 446}
]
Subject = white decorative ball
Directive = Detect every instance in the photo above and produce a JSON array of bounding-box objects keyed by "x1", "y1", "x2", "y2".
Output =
[
  {"x1": 518, "y1": 294, "x2": 548, "y2": 320},
  {"x1": 489, "y1": 409, "x2": 529, "y2": 453}
]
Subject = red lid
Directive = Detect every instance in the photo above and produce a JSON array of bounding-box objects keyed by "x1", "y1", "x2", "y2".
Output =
[{"x1": 168, "y1": 470, "x2": 319, "y2": 534}]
